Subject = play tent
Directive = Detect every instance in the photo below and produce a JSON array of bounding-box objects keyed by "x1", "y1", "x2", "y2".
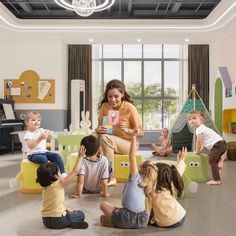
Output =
[{"x1": 170, "y1": 84, "x2": 220, "y2": 153}]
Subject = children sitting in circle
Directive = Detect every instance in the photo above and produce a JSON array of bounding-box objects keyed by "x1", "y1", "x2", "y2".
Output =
[
  {"x1": 143, "y1": 147, "x2": 187, "y2": 228},
  {"x1": 151, "y1": 128, "x2": 173, "y2": 157},
  {"x1": 188, "y1": 110, "x2": 227, "y2": 185},
  {"x1": 23, "y1": 111, "x2": 66, "y2": 176},
  {"x1": 36, "y1": 146, "x2": 88, "y2": 229},
  {"x1": 69, "y1": 135, "x2": 111, "y2": 198}
]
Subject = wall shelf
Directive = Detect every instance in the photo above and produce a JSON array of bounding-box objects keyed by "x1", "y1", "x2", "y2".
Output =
[{"x1": 223, "y1": 109, "x2": 236, "y2": 134}]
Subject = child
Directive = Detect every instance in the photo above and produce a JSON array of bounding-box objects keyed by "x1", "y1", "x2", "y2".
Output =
[
  {"x1": 24, "y1": 111, "x2": 66, "y2": 176},
  {"x1": 143, "y1": 147, "x2": 187, "y2": 228},
  {"x1": 100, "y1": 128, "x2": 148, "y2": 229},
  {"x1": 36, "y1": 145, "x2": 88, "y2": 229},
  {"x1": 69, "y1": 135, "x2": 111, "y2": 198},
  {"x1": 188, "y1": 111, "x2": 227, "y2": 185},
  {"x1": 151, "y1": 128, "x2": 172, "y2": 157}
]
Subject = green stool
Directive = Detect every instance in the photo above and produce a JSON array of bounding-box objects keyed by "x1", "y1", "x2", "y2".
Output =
[
  {"x1": 183, "y1": 152, "x2": 209, "y2": 182},
  {"x1": 227, "y1": 142, "x2": 236, "y2": 161}
]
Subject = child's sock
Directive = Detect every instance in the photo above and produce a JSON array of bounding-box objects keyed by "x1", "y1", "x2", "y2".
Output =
[{"x1": 70, "y1": 221, "x2": 89, "y2": 229}]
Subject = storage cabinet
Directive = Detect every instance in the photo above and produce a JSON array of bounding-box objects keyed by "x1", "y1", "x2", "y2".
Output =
[{"x1": 222, "y1": 109, "x2": 236, "y2": 134}]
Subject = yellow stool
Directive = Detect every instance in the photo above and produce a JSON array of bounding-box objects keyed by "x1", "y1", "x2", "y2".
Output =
[
  {"x1": 18, "y1": 159, "x2": 42, "y2": 193},
  {"x1": 68, "y1": 152, "x2": 80, "y2": 181},
  {"x1": 114, "y1": 154, "x2": 142, "y2": 182}
]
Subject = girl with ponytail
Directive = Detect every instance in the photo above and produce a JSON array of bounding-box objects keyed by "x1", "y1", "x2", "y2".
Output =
[{"x1": 143, "y1": 147, "x2": 187, "y2": 228}]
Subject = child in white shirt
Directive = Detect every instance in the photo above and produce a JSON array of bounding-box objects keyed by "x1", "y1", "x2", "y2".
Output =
[
  {"x1": 188, "y1": 110, "x2": 227, "y2": 185},
  {"x1": 24, "y1": 111, "x2": 66, "y2": 176},
  {"x1": 69, "y1": 135, "x2": 111, "y2": 198}
]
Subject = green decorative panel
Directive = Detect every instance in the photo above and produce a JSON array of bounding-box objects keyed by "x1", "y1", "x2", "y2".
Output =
[{"x1": 214, "y1": 78, "x2": 223, "y2": 134}]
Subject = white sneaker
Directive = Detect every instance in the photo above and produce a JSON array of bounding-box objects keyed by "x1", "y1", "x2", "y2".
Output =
[
  {"x1": 9, "y1": 178, "x2": 20, "y2": 190},
  {"x1": 61, "y1": 173, "x2": 68, "y2": 178}
]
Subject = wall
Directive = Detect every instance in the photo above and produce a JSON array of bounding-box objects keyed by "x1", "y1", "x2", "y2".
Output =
[
  {"x1": 1, "y1": 0, "x2": 236, "y2": 132},
  {"x1": 0, "y1": 38, "x2": 68, "y2": 130},
  {"x1": 215, "y1": 30, "x2": 236, "y2": 109}
]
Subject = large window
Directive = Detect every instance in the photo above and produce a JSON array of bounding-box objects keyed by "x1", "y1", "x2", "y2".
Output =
[{"x1": 92, "y1": 44, "x2": 188, "y2": 130}]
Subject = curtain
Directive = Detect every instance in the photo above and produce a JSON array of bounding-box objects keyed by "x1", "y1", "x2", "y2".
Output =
[
  {"x1": 188, "y1": 45, "x2": 209, "y2": 109},
  {"x1": 68, "y1": 45, "x2": 92, "y2": 127}
]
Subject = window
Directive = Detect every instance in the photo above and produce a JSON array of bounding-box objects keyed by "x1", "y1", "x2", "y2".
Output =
[{"x1": 92, "y1": 44, "x2": 188, "y2": 130}]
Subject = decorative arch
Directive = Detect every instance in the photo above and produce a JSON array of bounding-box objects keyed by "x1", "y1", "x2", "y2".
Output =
[{"x1": 214, "y1": 77, "x2": 223, "y2": 134}]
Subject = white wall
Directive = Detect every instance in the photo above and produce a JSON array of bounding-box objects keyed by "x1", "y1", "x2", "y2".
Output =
[
  {"x1": 0, "y1": 40, "x2": 67, "y2": 110},
  {"x1": 215, "y1": 30, "x2": 236, "y2": 109},
  {"x1": 1, "y1": 0, "x2": 236, "y2": 115}
]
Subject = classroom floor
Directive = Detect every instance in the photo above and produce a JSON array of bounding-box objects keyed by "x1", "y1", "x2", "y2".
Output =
[{"x1": 1, "y1": 151, "x2": 236, "y2": 236}]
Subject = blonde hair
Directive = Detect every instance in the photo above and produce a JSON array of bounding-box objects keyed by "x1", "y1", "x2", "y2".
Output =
[
  {"x1": 24, "y1": 111, "x2": 41, "y2": 127},
  {"x1": 188, "y1": 110, "x2": 204, "y2": 121},
  {"x1": 139, "y1": 160, "x2": 157, "y2": 196},
  {"x1": 161, "y1": 128, "x2": 169, "y2": 134}
]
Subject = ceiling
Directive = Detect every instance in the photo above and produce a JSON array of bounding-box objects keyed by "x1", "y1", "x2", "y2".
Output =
[{"x1": 1, "y1": 0, "x2": 222, "y2": 20}]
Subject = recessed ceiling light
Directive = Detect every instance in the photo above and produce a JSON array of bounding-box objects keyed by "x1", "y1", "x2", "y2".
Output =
[
  {"x1": 89, "y1": 38, "x2": 94, "y2": 43},
  {"x1": 137, "y1": 38, "x2": 142, "y2": 43},
  {"x1": 185, "y1": 38, "x2": 190, "y2": 42}
]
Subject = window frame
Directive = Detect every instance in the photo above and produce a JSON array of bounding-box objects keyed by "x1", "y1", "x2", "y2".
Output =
[{"x1": 96, "y1": 44, "x2": 186, "y2": 131}]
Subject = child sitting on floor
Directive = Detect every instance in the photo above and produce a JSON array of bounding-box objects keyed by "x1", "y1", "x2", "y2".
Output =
[
  {"x1": 100, "y1": 128, "x2": 148, "y2": 229},
  {"x1": 24, "y1": 111, "x2": 66, "y2": 176},
  {"x1": 151, "y1": 128, "x2": 172, "y2": 157},
  {"x1": 36, "y1": 146, "x2": 88, "y2": 229},
  {"x1": 69, "y1": 135, "x2": 111, "y2": 198},
  {"x1": 143, "y1": 147, "x2": 187, "y2": 228}
]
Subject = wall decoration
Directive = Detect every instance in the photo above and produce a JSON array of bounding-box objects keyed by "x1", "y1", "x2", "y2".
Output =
[
  {"x1": 4, "y1": 70, "x2": 55, "y2": 103},
  {"x1": 218, "y1": 67, "x2": 232, "y2": 98}
]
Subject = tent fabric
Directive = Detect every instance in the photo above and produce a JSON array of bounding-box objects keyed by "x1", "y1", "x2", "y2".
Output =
[{"x1": 170, "y1": 87, "x2": 220, "y2": 153}]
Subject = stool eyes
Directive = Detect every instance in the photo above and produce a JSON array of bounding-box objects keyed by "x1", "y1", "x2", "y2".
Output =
[
  {"x1": 189, "y1": 162, "x2": 200, "y2": 167},
  {"x1": 120, "y1": 162, "x2": 130, "y2": 167}
]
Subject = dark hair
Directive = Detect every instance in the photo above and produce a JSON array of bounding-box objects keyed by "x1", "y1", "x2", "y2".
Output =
[
  {"x1": 36, "y1": 162, "x2": 59, "y2": 187},
  {"x1": 98, "y1": 79, "x2": 134, "y2": 109},
  {"x1": 155, "y1": 163, "x2": 184, "y2": 198},
  {"x1": 81, "y1": 135, "x2": 100, "y2": 157}
]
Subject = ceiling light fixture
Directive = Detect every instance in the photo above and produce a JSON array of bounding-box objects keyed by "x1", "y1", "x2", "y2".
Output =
[{"x1": 54, "y1": 0, "x2": 115, "y2": 17}]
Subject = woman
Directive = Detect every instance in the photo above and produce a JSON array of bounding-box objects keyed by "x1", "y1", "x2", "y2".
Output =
[{"x1": 95, "y1": 79, "x2": 143, "y2": 184}]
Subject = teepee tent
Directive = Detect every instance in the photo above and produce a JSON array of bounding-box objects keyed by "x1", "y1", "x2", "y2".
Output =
[{"x1": 170, "y1": 84, "x2": 220, "y2": 153}]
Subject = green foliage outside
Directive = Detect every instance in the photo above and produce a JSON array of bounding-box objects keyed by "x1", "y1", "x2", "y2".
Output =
[{"x1": 126, "y1": 82, "x2": 178, "y2": 130}]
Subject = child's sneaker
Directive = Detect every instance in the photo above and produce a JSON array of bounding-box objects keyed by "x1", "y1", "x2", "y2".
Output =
[
  {"x1": 70, "y1": 221, "x2": 88, "y2": 229},
  {"x1": 61, "y1": 173, "x2": 68, "y2": 178},
  {"x1": 9, "y1": 178, "x2": 20, "y2": 190}
]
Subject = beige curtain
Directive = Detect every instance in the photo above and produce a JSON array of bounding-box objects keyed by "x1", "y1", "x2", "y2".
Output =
[
  {"x1": 188, "y1": 45, "x2": 209, "y2": 109},
  {"x1": 68, "y1": 45, "x2": 92, "y2": 127}
]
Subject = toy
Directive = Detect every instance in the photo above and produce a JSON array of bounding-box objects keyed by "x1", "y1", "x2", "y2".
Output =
[
  {"x1": 102, "y1": 116, "x2": 113, "y2": 135},
  {"x1": 108, "y1": 110, "x2": 119, "y2": 125},
  {"x1": 80, "y1": 110, "x2": 92, "y2": 134}
]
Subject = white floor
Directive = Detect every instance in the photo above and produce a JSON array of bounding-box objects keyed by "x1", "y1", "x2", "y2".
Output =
[{"x1": 1, "y1": 151, "x2": 236, "y2": 236}]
